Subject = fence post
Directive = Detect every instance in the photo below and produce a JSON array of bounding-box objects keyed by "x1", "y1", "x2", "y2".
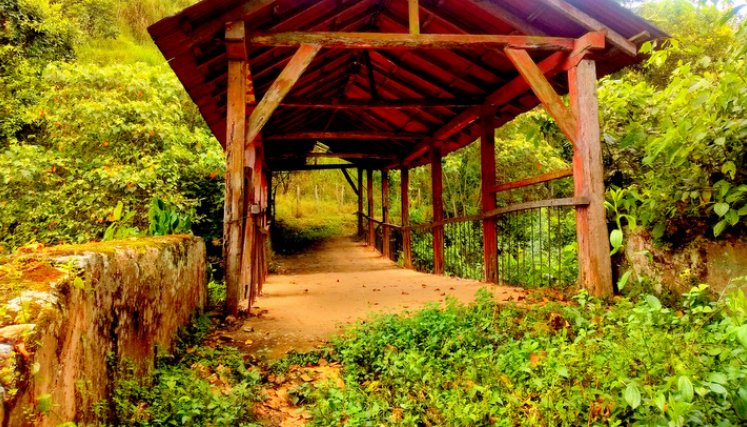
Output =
[
  {"x1": 357, "y1": 167, "x2": 363, "y2": 238},
  {"x1": 382, "y1": 170, "x2": 390, "y2": 259},
  {"x1": 569, "y1": 60, "x2": 613, "y2": 296},
  {"x1": 431, "y1": 146, "x2": 444, "y2": 275},
  {"x1": 367, "y1": 169, "x2": 375, "y2": 247},
  {"x1": 480, "y1": 108, "x2": 498, "y2": 283},
  {"x1": 401, "y1": 168, "x2": 412, "y2": 268}
]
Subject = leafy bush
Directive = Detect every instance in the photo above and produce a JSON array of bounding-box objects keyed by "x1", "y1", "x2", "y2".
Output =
[{"x1": 299, "y1": 287, "x2": 747, "y2": 426}]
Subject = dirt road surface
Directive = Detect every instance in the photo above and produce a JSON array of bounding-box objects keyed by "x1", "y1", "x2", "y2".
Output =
[{"x1": 213, "y1": 237, "x2": 525, "y2": 360}]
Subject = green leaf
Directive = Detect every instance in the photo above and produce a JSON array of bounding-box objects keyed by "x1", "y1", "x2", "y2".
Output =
[
  {"x1": 722, "y1": 161, "x2": 737, "y2": 180},
  {"x1": 714, "y1": 202, "x2": 730, "y2": 217},
  {"x1": 678, "y1": 376, "x2": 694, "y2": 402},
  {"x1": 113, "y1": 201, "x2": 124, "y2": 221},
  {"x1": 624, "y1": 383, "x2": 641, "y2": 409},
  {"x1": 645, "y1": 295, "x2": 662, "y2": 310},
  {"x1": 617, "y1": 271, "x2": 632, "y2": 291},
  {"x1": 713, "y1": 220, "x2": 728, "y2": 238},
  {"x1": 610, "y1": 229, "x2": 623, "y2": 249},
  {"x1": 737, "y1": 325, "x2": 747, "y2": 349}
]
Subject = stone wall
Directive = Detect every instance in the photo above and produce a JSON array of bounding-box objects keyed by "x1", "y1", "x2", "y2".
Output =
[
  {"x1": 0, "y1": 235, "x2": 207, "y2": 426},
  {"x1": 623, "y1": 230, "x2": 747, "y2": 295}
]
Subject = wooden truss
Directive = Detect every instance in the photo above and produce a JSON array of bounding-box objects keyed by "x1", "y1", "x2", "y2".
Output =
[{"x1": 222, "y1": 2, "x2": 617, "y2": 315}]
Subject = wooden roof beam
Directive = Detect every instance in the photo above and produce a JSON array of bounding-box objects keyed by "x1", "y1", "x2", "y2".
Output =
[
  {"x1": 463, "y1": 0, "x2": 546, "y2": 35},
  {"x1": 248, "y1": 32, "x2": 580, "y2": 50},
  {"x1": 266, "y1": 131, "x2": 427, "y2": 140},
  {"x1": 538, "y1": 0, "x2": 638, "y2": 56},
  {"x1": 271, "y1": 152, "x2": 398, "y2": 160},
  {"x1": 278, "y1": 98, "x2": 482, "y2": 108},
  {"x1": 399, "y1": 32, "x2": 606, "y2": 167}
]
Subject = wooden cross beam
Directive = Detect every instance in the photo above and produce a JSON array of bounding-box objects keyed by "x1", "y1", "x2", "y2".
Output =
[
  {"x1": 399, "y1": 32, "x2": 605, "y2": 166},
  {"x1": 265, "y1": 131, "x2": 426, "y2": 140},
  {"x1": 248, "y1": 32, "x2": 581, "y2": 51},
  {"x1": 277, "y1": 98, "x2": 483, "y2": 108},
  {"x1": 245, "y1": 43, "x2": 321, "y2": 146}
]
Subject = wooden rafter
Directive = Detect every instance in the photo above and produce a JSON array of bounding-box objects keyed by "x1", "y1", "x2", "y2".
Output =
[
  {"x1": 399, "y1": 32, "x2": 606, "y2": 166},
  {"x1": 464, "y1": 0, "x2": 546, "y2": 35},
  {"x1": 277, "y1": 98, "x2": 482, "y2": 108},
  {"x1": 504, "y1": 48, "x2": 577, "y2": 144},
  {"x1": 248, "y1": 32, "x2": 581, "y2": 50},
  {"x1": 245, "y1": 43, "x2": 321, "y2": 146},
  {"x1": 408, "y1": 0, "x2": 420, "y2": 35},
  {"x1": 265, "y1": 131, "x2": 426, "y2": 140},
  {"x1": 538, "y1": 0, "x2": 638, "y2": 56}
]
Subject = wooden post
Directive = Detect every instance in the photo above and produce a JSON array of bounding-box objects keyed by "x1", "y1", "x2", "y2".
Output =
[
  {"x1": 568, "y1": 60, "x2": 613, "y2": 296},
  {"x1": 480, "y1": 109, "x2": 498, "y2": 283},
  {"x1": 401, "y1": 168, "x2": 412, "y2": 268},
  {"x1": 224, "y1": 22, "x2": 247, "y2": 317},
  {"x1": 431, "y1": 146, "x2": 444, "y2": 275},
  {"x1": 408, "y1": 0, "x2": 420, "y2": 35},
  {"x1": 382, "y1": 170, "x2": 390, "y2": 259},
  {"x1": 357, "y1": 168, "x2": 364, "y2": 238},
  {"x1": 367, "y1": 169, "x2": 375, "y2": 247}
]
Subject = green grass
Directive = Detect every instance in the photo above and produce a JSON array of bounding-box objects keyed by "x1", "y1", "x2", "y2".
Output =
[{"x1": 109, "y1": 286, "x2": 747, "y2": 427}]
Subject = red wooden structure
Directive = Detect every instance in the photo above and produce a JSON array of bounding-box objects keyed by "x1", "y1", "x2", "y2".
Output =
[{"x1": 149, "y1": 0, "x2": 665, "y2": 316}]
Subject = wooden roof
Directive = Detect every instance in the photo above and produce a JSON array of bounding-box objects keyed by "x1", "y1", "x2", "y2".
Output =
[{"x1": 149, "y1": 0, "x2": 665, "y2": 171}]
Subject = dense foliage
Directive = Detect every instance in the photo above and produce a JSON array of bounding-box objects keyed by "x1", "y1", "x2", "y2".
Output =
[
  {"x1": 298, "y1": 287, "x2": 747, "y2": 426},
  {"x1": 0, "y1": 0, "x2": 225, "y2": 250}
]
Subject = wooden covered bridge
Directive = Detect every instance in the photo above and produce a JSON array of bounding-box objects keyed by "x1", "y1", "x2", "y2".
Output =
[{"x1": 149, "y1": 0, "x2": 665, "y2": 316}]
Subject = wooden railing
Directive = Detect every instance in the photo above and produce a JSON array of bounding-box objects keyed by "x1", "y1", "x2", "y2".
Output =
[{"x1": 358, "y1": 169, "x2": 587, "y2": 286}]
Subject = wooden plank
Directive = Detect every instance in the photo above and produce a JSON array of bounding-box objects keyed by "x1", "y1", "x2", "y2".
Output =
[
  {"x1": 223, "y1": 23, "x2": 247, "y2": 317},
  {"x1": 568, "y1": 59, "x2": 613, "y2": 296},
  {"x1": 245, "y1": 43, "x2": 321, "y2": 146},
  {"x1": 381, "y1": 170, "x2": 391, "y2": 259},
  {"x1": 272, "y1": 164, "x2": 355, "y2": 171},
  {"x1": 480, "y1": 109, "x2": 497, "y2": 283},
  {"x1": 465, "y1": 0, "x2": 546, "y2": 35},
  {"x1": 505, "y1": 48, "x2": 578, "y2": 144},
  {"x1": 538, "y1": 0, "x2": 638, "y2": 56},
  {"x1": 492, "y1": 168, "x2": 573, "y2": 194},
  {"x1": 278, "y1": 98, "x2": 482, "y2": 108},
  {"x1": 248, "y1": 32, "x2": 578, "y2": 50},
  {"x1": 266, "y1": 131, "x2": 426, "y2": 140},
  {"x1": 341, "y1": 168, "x2": 360, "y2": 197},
  {"x1": 367, "y1": 169, "x2": 375, "y2": 247},
  {"x1": 408, "y1": 0, "x2": 420, "y2": 35},
  {"x1": 401, "y1": 168, "x2": 412, "y2": 269},
  {"x1": 357, "y1": 168, "x2": 364, "y2": 237},
  {"x1": 431, "y1": 147, "x2": 444, "y2": 275},
  {"x1": 483, "y1": 197, "x2": 589, "y2": 220}
]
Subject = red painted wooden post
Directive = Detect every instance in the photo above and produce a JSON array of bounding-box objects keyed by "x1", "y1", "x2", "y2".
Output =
[
  {"x1": 568, "y1": 60, "x2": 613, "y2": 296},
  {"x1": 431, "y1": 146, "x2": 444, "y2": 275},
  {"x1": 401, "y1": 168, "x2": 412, "y2": 269},
  {"x1": 480, "y1": 109, "x2": 498, "y2": 283},
  {"x1": 382, "y1": 170, "x2": 391, "y2": 259},
  {"x1": 367, "y1": 169, "x2": 375, "y2": 247},
  {"x1": 357, "y1": 168, "x2": 364, "y2": 237},
  {"x1": 224, "y1": 22, "x2": 247, "y2": 317}
]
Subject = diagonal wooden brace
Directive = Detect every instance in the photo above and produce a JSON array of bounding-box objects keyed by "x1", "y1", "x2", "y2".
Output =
[
  {"x1": 505, "y1": 47, "x2": 577, "y2": 145},
  {"x1": 245, "y1": 43, "x2": 321, "y2": 146}
]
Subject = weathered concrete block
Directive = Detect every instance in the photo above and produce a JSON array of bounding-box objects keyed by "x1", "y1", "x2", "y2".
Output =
[{"x1": 0, "y1": 235, "x2": 207, "y2": 426}]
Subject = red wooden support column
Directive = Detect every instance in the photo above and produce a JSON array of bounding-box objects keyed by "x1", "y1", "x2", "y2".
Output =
[
  {"x1": 381, "y1": 170, "x2": 390, "y2": 259},
  {"x1": 401, "y1": 168, "x2": 412, "y2": 269},
  {"x1": 223, "y1": 22, "x2": 247, "y2": 317},
  {"x1": 431, "y1": 146, "x2": 444, "y2": 275},
  {"x1": 367, "y1": 169, "x2": 375, "y2": 247},
  {"x1": 568, "y1": 60, "x2": 613, "y2": 296},
  {"x1": 357, "y1": 168, "x2": 364, "y2": 237},
  {"x1": 480, "y1": 109, "x2": 498, "y2": 283}
]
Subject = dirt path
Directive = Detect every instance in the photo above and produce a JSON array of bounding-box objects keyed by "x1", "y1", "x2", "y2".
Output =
[{"x1": 213, "y1": 237, "x2": 525, "y2": 361}]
